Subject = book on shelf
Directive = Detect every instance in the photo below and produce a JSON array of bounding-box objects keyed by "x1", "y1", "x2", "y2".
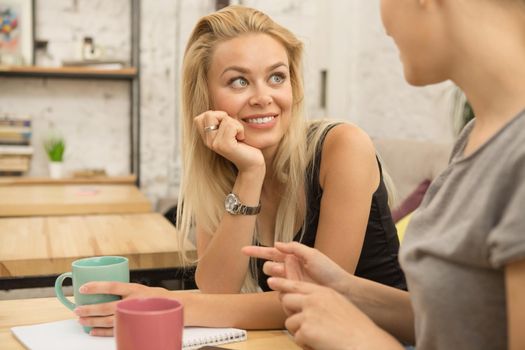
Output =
[
  {"x1": 61, "y1": 59, "x2": 128, "y2": 70},
  {"x1": 0, "y1": 117, "x2": 32, "y2": 145},
  {"x1": 0, "y1": 154, "x2": 31, "y2": 173},
  {"x1": 0, "y1": 126, "x2": 32, "y2": 145},
  {"x1": 11, "y1": 319, "x2": 248, "y2": 350},
  {"x1": 0, "y1": 118, "x2": 31, "y2": 127},
  {"x1": 0, "y1": 145, "x2": 33, "y2": 174}
]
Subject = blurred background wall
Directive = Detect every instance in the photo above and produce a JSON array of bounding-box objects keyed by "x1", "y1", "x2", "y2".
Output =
[{"x1": 0, "y1": 0, "x2": 455, "y2": 207}]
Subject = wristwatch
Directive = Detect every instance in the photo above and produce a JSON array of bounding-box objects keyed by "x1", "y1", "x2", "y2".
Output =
[{"x1": 224, "y1": 193, "x2": 261, "y2": 215}]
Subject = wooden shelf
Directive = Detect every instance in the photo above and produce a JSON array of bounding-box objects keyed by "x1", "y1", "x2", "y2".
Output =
[
  {"x1": 0, "y1": 65, "x2": 138, "y2": 80},
  {"x1": 0, "y1": 175, "x2": 137, "y2": 186}
]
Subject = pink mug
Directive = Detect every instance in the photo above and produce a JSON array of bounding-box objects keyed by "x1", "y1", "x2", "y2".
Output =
[{"x1": 115, "y1": 297, "x2": 184, "y2": 350}]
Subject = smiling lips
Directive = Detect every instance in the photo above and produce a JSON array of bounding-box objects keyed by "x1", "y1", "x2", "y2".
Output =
[{"x1": 242, "y1": 114, "x2": 277, "y2": 128}]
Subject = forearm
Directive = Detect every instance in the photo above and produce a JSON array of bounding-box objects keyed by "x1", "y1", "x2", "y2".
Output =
[
  {"x1": 196, "y1": 169, "x2": 265, "y2": 292},
  {"x1": 346, "y1": 276, "x2": 415, "y2": 345},
  {"x1": 172, "y1": 290, "x2": 286, "y2": 329},
  {"x1": 196, "y1": 216, "x2": 257, "y2": 292}
]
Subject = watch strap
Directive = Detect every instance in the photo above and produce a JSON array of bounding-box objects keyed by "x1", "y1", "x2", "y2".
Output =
[
  {"x1": 237, "y1": 203, "x2": 261, "y2": 215},
  {"x1": 225, "y1": 193, "x2": 261, "y2": 215}
]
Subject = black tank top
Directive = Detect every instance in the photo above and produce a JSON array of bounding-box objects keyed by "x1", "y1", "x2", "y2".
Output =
[{"x1": 257, "y1": 124, "x2": 407, "y2": 291}]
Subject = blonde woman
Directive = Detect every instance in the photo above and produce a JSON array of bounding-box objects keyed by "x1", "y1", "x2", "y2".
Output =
[
  {"x1": 245, "y1": 0, "x2": 525, "y2": 349},
  {"x1": 75, "y1": 5, "x2": 404, "y2": 336}
]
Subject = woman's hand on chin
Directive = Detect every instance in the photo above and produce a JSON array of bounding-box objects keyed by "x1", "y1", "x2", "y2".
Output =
[{"x1": 194, "y1": 110, "x2": 266, "y2": 173}]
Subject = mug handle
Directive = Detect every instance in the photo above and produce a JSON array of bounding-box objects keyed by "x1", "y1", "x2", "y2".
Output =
[{"x1": 54, "y1": 272, "x2": 76, "y2": 310}]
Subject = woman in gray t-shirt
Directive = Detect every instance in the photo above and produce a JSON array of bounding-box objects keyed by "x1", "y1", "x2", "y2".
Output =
[{"x1": 244, "y1": 0, "x2": 525, "y2": 349}]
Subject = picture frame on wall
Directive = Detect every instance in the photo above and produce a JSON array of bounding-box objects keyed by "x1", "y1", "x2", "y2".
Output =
[{"x1": 0, "y1": 0, "x2": 33, "y2": 66}]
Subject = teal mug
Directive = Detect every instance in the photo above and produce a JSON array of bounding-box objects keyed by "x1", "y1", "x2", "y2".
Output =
[{"x1": 54, "y1": 256, "x2": 129, "y2": 333}]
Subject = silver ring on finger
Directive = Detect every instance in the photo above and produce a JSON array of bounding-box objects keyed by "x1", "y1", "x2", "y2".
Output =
[{"x1": 204, "y1": 124, "x2": 219, "y2": 132}]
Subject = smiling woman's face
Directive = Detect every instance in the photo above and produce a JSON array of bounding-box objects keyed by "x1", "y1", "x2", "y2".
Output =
[{"x1": 207, "y1": 33, "x2": 293, "y2": 154}]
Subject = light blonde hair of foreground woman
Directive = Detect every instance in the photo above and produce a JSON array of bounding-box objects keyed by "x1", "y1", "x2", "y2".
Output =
[
  {"x1": 177, "y1": 5, "x2": 305, "y2": 273},
  {"x1": 176, "y1": 5, "x2": 394, "y2": 291}
]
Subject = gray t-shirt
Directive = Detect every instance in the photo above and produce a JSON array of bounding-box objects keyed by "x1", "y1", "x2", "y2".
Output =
[{"x1": 399, "y1": 109, "x2": 525, "y2": 350}]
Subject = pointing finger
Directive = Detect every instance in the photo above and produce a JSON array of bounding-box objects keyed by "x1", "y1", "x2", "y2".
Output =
[
  {"x1": 242, "y1": 246, "x2": 287, "y2": 262},
  {"x1": 267, "y1": 277, "x2": 323, "y2": 295}
]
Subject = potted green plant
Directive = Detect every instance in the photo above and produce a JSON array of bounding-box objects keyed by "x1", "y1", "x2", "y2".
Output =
[{"x1": 44, "y1": 136, "x2": 65, "y2": 179}]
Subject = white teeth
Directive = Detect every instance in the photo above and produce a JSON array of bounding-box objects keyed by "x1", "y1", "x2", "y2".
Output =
[{"x1": 245, "y1": 116, "x2": 275, "y2": 124}]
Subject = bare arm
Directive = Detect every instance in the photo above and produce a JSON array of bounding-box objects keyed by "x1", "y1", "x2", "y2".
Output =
[
  {"x1": 313, "y1": 123, "x2": 380, "y2": 273},
  {"x1": 345, "y1": 274, "x2": 415, "y2": 345},
  {"x1": 195, "y1": 168, "x2": 265, "y2": 293},
  {"x1": 308, "y1": 124, "x2": 415, "y2": 343},
  {"x1": 179, "y1": 290, "x2": 285, "y2": 329},
  {"x1": 76, "y1": 282, "x2": 287, "y2": 336},
  {"x1": 192, "y1": 111, "x2": 266, "y2": 293},
  {"x1": 506, "y1": 258, "x2": 525, "y2": 350}
]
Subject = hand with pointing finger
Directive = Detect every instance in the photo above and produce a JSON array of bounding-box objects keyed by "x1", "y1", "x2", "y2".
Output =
[
  {"x1": 242, "y1": 241, "x2": 350, "y2": 293},
  {"x1": 267, "y1": 278, "x2": 403, "y2": 350}
]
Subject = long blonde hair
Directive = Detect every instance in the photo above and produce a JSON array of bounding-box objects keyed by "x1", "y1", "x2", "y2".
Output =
[{"x1": 177, "y1": 6, "x2": 307, "y2": 286}]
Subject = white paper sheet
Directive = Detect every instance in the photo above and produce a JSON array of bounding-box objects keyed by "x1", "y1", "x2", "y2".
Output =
[{"x1": 11, "y1": 319, "x2": 247, "y2": 350}]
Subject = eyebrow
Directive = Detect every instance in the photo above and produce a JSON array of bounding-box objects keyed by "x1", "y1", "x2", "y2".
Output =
[{"x1": 220, "y1": 62, "x2": 288, "y2": 77}]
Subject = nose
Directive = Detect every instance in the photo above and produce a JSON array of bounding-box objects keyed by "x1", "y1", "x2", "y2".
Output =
[{"x1": 248, "y1": 85, "x2": 273, "y2": 108}]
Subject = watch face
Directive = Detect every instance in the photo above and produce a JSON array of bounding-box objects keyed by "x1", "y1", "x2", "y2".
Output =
[{"x1": 225, "y1": 193, "x2": 239, "y2": 213}]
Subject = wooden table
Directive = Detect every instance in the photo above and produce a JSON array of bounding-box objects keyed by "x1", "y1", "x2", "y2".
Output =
[
  {"x1": 0, "y1": 297, "x2": 300, "y2": 349},
  {"x1": 0, "y1": 184, "x2": 152, "y2": 217},
  {"x1": 0, "y1": 213, "x2": 196, "y2": 289}
]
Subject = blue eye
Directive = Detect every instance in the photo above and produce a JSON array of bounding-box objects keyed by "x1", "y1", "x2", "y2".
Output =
[
  {"x1": 269, "y1": 73, "x2": 286, "y2": 84},
  {"x1": 230, "y1": 77, "x2": 248, "y2": 89}
]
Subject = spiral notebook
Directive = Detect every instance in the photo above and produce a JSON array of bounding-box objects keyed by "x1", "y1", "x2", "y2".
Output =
[{"x1": 11, "y1": 319, "x2": 247, "y2": 350}]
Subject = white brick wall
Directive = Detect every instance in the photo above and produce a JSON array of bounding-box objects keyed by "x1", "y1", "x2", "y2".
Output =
[
  {"x1": 235, "y1": 1, "x2": 455, "y2": 141},
  {"x1": 140, "y1": 0, "x2": 213, "y2": 202},
  {"x1": 344, "y1": 1, "x2": 454, "y2": 141},
  {"x1": 0, "y1": 0, "x2": 131, "y2": 179},
  {"x1": 0, "y1": 77, "x2": 130, "y2": 176},
  {"x1": 0, "y1": 0, "x2": 455, "y2": 207},
  {"x1": 35, "y1": 0, "x2": 131, "y2": 65}
]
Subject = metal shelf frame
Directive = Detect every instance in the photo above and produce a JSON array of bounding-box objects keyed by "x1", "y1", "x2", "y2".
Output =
[{"x1": 0, "y1": 0, "x2": 142, "y2": 184}]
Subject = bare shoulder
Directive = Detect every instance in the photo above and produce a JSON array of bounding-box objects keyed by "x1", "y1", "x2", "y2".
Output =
[
  {"x1": 322, "y1": 123, "x2": 376, "y2": 161},
  {"x1": 319, "y1": 123, "x2": 378, "y2": 186}
]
